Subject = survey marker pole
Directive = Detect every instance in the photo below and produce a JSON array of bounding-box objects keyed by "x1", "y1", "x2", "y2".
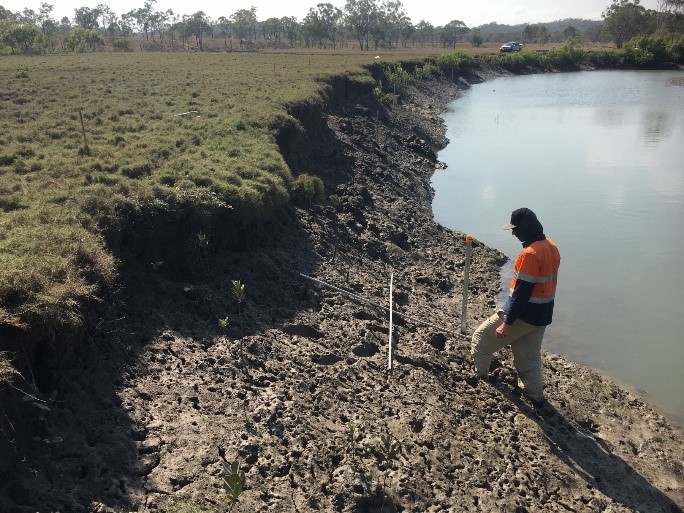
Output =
[
  {"x1": 388, "y1": 271, "x2": 394, "y2": 370},
  {"x1": 461, "y1": 235, "x2": 474, "y2": 335}
]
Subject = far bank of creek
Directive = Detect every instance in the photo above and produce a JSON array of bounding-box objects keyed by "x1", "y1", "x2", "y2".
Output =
[{"x1": 432, "y1": 69, "x2": 684, "y2": 425}]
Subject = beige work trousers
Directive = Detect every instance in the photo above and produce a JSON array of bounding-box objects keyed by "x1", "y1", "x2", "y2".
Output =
[{"x1": 471, "y1": 310, "x2": 546, "y2": 400}]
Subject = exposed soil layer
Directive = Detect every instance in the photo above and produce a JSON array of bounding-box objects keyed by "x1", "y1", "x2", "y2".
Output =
[{"x1": 1, "y1": 72, "x2": 683, "y2": 513}]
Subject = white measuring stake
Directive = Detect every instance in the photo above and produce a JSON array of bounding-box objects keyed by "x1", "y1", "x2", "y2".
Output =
[
  {"x1": 388, "y1": 271, "x2": 394, "y2": 370},
  {"x1": 461, "y1": 235, "x2": 474, "y2": 335}
]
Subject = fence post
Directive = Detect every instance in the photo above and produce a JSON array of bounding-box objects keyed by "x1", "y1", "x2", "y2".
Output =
[{"x1": 460, "y1": 235, "x2": 473, "y2": 335}]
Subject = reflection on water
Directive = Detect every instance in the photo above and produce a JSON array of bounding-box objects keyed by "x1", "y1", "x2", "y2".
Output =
[
  {"x1": 642, "y1": 110, "x2": 675, "y2": 143},
  {"x1": 593, "y1": 109, "x2": 626, "y2": 128},
  {"x1": 433, "y1": 70, "x2": 684, "y2": 424}
]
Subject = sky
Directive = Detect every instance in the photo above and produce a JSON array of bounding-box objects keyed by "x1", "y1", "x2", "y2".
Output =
[{"x1": 3, "y1": 0, "x2": 661, "y2": 28}]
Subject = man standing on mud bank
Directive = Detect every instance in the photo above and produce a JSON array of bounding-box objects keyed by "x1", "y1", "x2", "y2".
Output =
[{"x1": 470, "y1": 208, "x2": 560, "y2": 406}]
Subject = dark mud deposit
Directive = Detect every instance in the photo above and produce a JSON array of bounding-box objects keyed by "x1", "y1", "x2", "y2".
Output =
[{"x1": 1, "y1": 72, "x2": 682, "y2": 513}]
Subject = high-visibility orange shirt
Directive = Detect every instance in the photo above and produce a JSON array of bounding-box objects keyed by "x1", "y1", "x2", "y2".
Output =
[{"x1": 504, "y1": 237, "x2": 560, "y2": 326}]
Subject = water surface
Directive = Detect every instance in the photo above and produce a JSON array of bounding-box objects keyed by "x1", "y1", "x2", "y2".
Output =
[{"x1": 432, "y1": 70, "x2": 684, "y2": 423}]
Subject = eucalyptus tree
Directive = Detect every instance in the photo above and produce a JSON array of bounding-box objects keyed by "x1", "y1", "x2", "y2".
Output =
[
  {"x1": 522, "y1": 24, "x2": 536, "y2": 43},
  {"x1": 563, "y1": 25, "x2": 580, "y2": 40},
  {"x1": 413, "y1": 19, "x2": 436, "y2": 47},
  {"x1": 603, "y1": 0, "x2": 652, "y2": 47},
  {"x1": 56, "y1": 16, "x2": 70, "y2": 48},
  {"x1": 439, "y1": 19, "x2": 468, "y2": 48},
  {"x1": 280, "y1": 16, "x2": 300, "y2": 47},
  {"x1": 469, "y1": 28, "x2": 483, "y2": 46},
  {"x1": 382, "y1": 0, "x2": 411, "y2": 47},
  {"x1": 215, "y1": 16, "x2": 233, "y2": 45},
  {"x1": 398, "y1": 17, "x2": 414, "y2": 47},
  {"x1": 186, "y1": 11, "x2": 211, "y2": 50},
  {"x1": 303, "y1": 3, "x2": 343, "y2": 48},
  {"x1": 35, "y1": 2, "x2": 60, "y2": 49},
  {"x1": 0, "y1": 5, "x2": 14, "y2": 20},
  {"x1": 95, "y1": 4, "x2": 120, "y2": 39},
  {"x1": 123, "y1": 0, "x2": 155, "y2": 40},
  {"x1": 38, "y1": 3, "x2": 53, "y2": 25},
  {"x1": 17, "y1": 8, "x2": 37, "y2": 26},
  {"x1": 301, "y1": 10, "x2": 321, "y2": 46},
  {"x1": 659, "y1": 0, "x2": 683, "y2": 13},
  {"x1": 583, "y1": 23, "x2": 607, "y2": 43},
  {"x1": 537, "y1": 25, "x2": 550, "y2": 45},
  {"x1": 344, "y1": 0, "x2": 380, "y2": 50},
  {"x1": 149, "y1": 8, "x2": 173, "y2": 43},
  {"x1": 656, "y1": 0, "x2": 684, "y2": 31},
  {"x1": 74, "y1": 6, "x2": 101, "y2": 29},
  {"x1": 230, "y1": 7, "x2": 258, "y2": 43},
  {"x1": 260, "y1": 17, "x2": 283, "y2": 43},
  {"x1": 170, "y1": 17, "x2": 193, "y2": 49}
]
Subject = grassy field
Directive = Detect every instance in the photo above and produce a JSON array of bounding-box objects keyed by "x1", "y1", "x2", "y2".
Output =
[{"x1": 0, "y1": 50, "x2": 447, "y2": 354}]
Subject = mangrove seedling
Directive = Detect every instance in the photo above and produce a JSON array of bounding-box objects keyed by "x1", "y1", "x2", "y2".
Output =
[
  {"x1": 222, "y1": 459, "x2": 246, "y2": 512},
  {"x1": 219, "y1": 317, "x2": 230, "y2": 333},
  {"x1": 345, "y1": 421, "x2": 359, "y2": 461},
  {"x1": 379, "y1": 432, "x2": 400, "y2": 472},
  {"x1": 231, "y1": 280, "x2": 246, "y2": 316}
]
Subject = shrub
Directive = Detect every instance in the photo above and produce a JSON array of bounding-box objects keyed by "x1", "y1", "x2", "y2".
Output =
[
  {"x1": 385, "y1": 63, "x2": 414, "y2": 92},
  {"x1": 66, "y1": 27, "x2": 104, "y2": 53},
  {"x1": 585, "y1": 49, "x2": 626, "y2": 68},
  {"x1": 112, "y1": 39, "x2": 132, "y2": 52},
  {"x1": 667, "y1": 33, "x2": 684, "y2": 63},
  {"x1": 547, "y1": 40, "x2": 585, "y2": 69},
  {"x1": 624, "y1": 33, "x2": 670, "y2": 65},
  {"x1": 623, "y1": 32, "x2": 684, "y2": 65},
  {"x1": 414, "y1": 62, "x2": 438, "y2": 80},
  {"x1": 437, "y1": 50, "x2": 477, "y2": 78},
  {"x1": 291, "y1": 173, "x2": 324, "y2": 208}
]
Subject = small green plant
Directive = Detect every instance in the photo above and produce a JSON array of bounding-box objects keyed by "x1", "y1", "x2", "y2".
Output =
[
  {"x1": 231, "y1": 280, "x2": 246, "y2": 363},
  {"x1": 345, "y1": 421, "x2": 360, "y2": 460},
  {"x1": 219, "y1": 317, "x2": 229, "y2": 331},
  {"x1": 14, "y1": 69, "x2": 29, "y2": 79},
  {"x1": 195, "y1": 231, "x2": 210, "y2": 273},
  {"x1": 231, "y1": 280, "x2": 245, "y2": 315},
  {"x1": 376, "y1": 431, "x2": 401, "y2": 513},
  {"x1": 379, "y1": 432, "x2": 400, "y2": 472},
  {"x1": 328, "y1": 194, "x2": 340, "y2": 208},
  {"x1": 222, "y1": 460, "x2": 246, "y2": 513}
]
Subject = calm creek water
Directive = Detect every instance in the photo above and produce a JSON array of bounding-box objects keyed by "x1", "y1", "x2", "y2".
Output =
[{"x1": 432, "y1": 70, "x2": 684, "y2": 424}]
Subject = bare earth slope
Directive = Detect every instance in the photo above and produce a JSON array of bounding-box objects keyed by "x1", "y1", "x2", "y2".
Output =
[{"x1": 1, "y1": 75, "x2": 682, "y2": 513}]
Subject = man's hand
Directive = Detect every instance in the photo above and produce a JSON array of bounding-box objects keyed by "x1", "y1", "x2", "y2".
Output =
[{"x1": 495, "y1": 323, "x2": 509, "y2": 338}]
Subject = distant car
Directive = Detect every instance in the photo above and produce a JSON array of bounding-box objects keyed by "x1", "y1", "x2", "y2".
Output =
[{"x1": 500, "y1": 41, "x2": 523, "y2": 52}]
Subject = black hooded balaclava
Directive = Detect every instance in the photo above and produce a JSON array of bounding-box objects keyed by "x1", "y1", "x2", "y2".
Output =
[{"x1": 509, "y1": 207, "x2": 545, "y2": 245}]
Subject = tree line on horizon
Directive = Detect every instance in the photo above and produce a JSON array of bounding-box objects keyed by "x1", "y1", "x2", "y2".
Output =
[{"x1": 0, "y1": 0, "x2": 682, "y2": 53}]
